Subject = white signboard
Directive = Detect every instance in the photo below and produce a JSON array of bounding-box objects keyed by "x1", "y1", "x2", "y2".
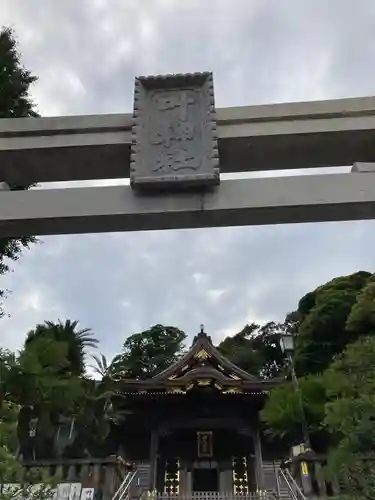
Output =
[
  {"x1": 68, "y1": 484, "x2": 82, "y2": 500},
  {"x1": 56, "y1": 483, "x2": 72, "y2": 500},
  {"x1": 80, "y1": 488, "x2": 95, "y2": 500}
]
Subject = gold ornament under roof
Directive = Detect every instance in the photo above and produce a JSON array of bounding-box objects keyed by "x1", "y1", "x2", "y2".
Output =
[
  {"x1": 194, "y1": 349, "x2": 210, "y2": 360},
  {"x1": 167, "y1": 387, "x2": 186, "y2": 394},
  {"x1": 223, "y1": 388, "x2": 243, "y2": 394},
  {"x1": 197, "y1": 379, "x2": 212, "y2": 386}
]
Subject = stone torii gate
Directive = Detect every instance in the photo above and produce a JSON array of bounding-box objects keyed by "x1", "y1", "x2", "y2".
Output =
[{"x1": 0, "y1": 71, "x2": 375, "y2": 238}]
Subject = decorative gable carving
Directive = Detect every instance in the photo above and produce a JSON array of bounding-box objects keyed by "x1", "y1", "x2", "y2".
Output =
[{"x1": 116, "y1": 327, "x2": 282, "y2": 396}]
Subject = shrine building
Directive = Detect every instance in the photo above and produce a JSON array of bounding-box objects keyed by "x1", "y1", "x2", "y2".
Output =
[{"x1": 112, "y1": 328, "x2": 283, "y2": 495}]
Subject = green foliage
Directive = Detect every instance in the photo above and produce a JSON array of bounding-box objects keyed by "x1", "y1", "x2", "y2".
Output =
[
  {"x1": 217, "y1": 324, "x2": 262, "y2": 374},
  {"x1": 346, "y1": 274, "x2": 375, "y2": 336},
  {"x1": 0, "y1": 401, "x2": 56, "y2": 500},
  {"x1": 260, "y1": 375, "x2": 327, "y2": 447},
  {"x1": 262, "y1": 271, "x2": 375, "y2": 468},
  {"x1": 63, "y1": 376, "x2": 131, "y2": 459},
  {"x1": 0, "y1": 484, "x2": 56, "y2": 500},
  {"x1": 0, "y1": 401, "x2": 24, "y2": 484},
  {"x1": 25, "y1": 320, "x2": 98, "y2": 376},
  {"x1": 11, "y1": 336, "x2": 85, "y2": 411},
  {"x1": 0, "y1": 400, "x2": 20, "y2": 453},
  {"x1": 323, "y1": 336, "x2": 375, "y2": 498},
  {"x1": 295, "y1": 271, "x2": 371, "y2": 376},
  {"x1": 116, "y1": 324, "x2": 187, "y2": 379},
  {"x1": 218, "y1": 319, "x2": 294, "y2": 379},
  {"x1": 0, "y1": 27, "x2": 40, "y2": 318},
  {"x1": 0, "y1": 27, "x2": 38, "y2": 118},
  {"x1": 2, "y1": 332, "x2": 88, "y2": 460},
  {"x1": 0, "y1": 349, "x2": 17, "y2": 400},
  {"x1": 90, "y1": 353, "x2": 122, "y2": 378}
]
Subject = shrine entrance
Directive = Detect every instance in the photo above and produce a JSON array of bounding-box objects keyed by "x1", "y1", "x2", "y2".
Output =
[
  {"x1": 157, "y1": 426, "x2": 257, "y2": 493},
  {"x1": 193, "y1": 465, "x2": 219, "y2": 492}
]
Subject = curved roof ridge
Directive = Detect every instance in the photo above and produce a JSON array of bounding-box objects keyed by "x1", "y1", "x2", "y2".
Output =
[{"x1": 152, "y1": 327, "x2": 258, "y2": 382}]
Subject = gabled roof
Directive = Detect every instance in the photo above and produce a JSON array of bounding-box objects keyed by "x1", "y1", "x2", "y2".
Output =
[
  {"x1": 153, "y1": 328, "x2": 258, "y2": 382},
  {"x1": 115, "y1": 328, "x2": 282, "y2": 395}
]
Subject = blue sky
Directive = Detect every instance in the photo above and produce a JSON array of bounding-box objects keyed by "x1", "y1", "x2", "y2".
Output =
[{"x1": 1, "y1": 0, "x2": 374, "y2": 362}]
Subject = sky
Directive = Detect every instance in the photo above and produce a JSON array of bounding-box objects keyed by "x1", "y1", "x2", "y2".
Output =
[{"x1": 0, "y1": 0, "x2": 375, "y2": 362}]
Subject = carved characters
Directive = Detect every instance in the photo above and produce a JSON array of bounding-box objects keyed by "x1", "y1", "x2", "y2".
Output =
[
  {"x1": 131, "y1": 72, "x2": 219, "y2": 189},
  {"x1": 149, "y1": 89, "x2": 202, "y2": 173}
]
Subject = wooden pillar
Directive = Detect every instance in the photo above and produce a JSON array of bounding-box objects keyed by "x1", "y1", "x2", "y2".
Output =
[
  {"x1": 104, "y1": 459, "x2": 118, "y2": 499},
  {"x1": 67, "y1": 464, "x2": 77, "y2": 481},
  {"x1": 314, "y1": 460, "x2": 327, "y2": 497},
  {"x1": 148, "y1": 429, "x2": 159, "y2": 491},
  {"x1": 253, "y1": 429, "x2": 264, "y2": 491},
  {"x1": 178, "y1": 461, "x2": 187, "y2": 494},
  {"x1": 186, "y1": 469, "x2": 192, "y2": 494},
  {"x1": 92, "y1": 464, "x2": 102, "y2": 487},
  {"x1": 219, "y1": 467, "x2": 233, "y2": 493},
  {"x1": 253, "y1": 428, "x2": 265, "y2": 491}
]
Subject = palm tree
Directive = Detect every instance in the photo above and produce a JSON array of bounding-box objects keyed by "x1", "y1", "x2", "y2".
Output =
[
  {"x1": 89, "y1": 353, "x2": 123, "y2": 379},
  {"x1": 25, "y1": 319, "x2": 98, "y2": 376}
]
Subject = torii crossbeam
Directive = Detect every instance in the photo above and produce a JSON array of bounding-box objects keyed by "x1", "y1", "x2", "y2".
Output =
[{"x1": 0, "y1": 71, "x2": 375, "y2": 237}]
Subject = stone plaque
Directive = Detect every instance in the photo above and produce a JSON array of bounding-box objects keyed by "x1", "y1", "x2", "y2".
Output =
[{"x1": 131, "y1": 72, "x2": 219, "y2": 190}]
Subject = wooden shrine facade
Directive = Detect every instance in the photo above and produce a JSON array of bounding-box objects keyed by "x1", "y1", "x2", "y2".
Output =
[{"x1": 113, "y1": 329, "x2": 283, "y2": 494}]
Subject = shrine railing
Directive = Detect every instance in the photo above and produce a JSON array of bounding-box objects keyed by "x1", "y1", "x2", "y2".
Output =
[
  {"x1": 111, "y1": 469, "x2": 138, "y2": 500},
  {"x1": 143, "y1": 493, "x2": 276, "y2": 500}
]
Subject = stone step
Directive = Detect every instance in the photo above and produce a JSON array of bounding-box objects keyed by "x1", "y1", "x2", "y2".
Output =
[{"x1": 134, "y1": 463, "x2": 293, "y2": 499}]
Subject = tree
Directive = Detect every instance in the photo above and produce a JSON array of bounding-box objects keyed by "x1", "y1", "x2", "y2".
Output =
[
  {"x1": 0, "y1": 27, "x2": 40, "y2": 318},
  {"x1": 116, "y1": 324, "x2": 187, "y2": 379},
  {"x1": 6, "y1": 336, "x2": 86, "y2": 460},
  {"x1": 62, "y1": 375, "x2": 130, "y2": 459},
  {"x1": 25, "y1": 319, "x2": 98, "y2": 376},
  {"x1": 0, "y1": 28, "x2": 38, "y2": 119},
  {"x1": 218, "y1": 320, "x2": 291, "y2": 379},
  {"x1": 58, "y1": 325, "x2": 186, "y2": 457},
  {"x1": 295, "y1": 271, "x2": 371, "y2": 376},
  {"x1": 0, "y1": 400, "x2": 55, "y2": 500},
  {"x1": 260, "y1": 374, "x2": 328, "y2": 450},
  {"x1": 217, "y1": 323, "x2": 262, "y2": 374},
  {"x1": 0, "y1": 348, "x2": 17, "y2": 403},
  {"x1": 261, "y1": 271, "x2": 375, "y2": 456},
  {"x1": 346, "y1": 274, "x2": 375, "y2": 336},
  {"x1": 90, "y1": 353, "x2": 123, "y2": 379},
  {"x1": 323, "y1": 336, "x2": 375, "y2": 498}
]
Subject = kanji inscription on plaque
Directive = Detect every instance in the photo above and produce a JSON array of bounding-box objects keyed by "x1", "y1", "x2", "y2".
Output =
[{"x1": 131, "y1": 72, "x2": 219, "y2": 190}]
